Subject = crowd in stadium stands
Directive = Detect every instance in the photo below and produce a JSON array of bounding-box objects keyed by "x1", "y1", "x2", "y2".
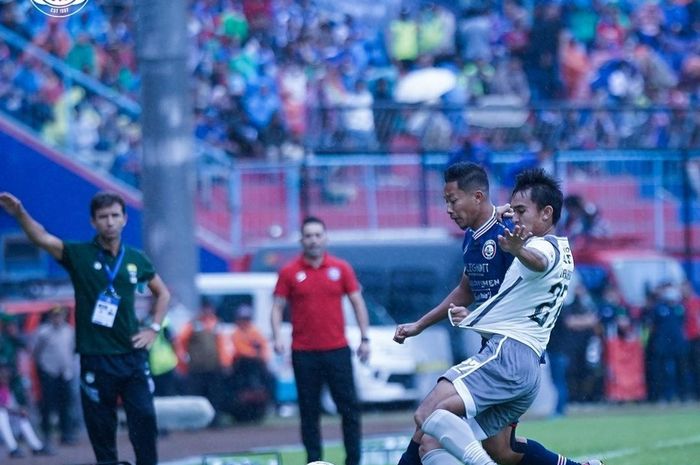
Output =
[
  {"x1": 2, "y1": 1, "x2": 700, "y2": 186},
  {"x1": 547, "y1": 272, "x2": 700, "y2": 413}
]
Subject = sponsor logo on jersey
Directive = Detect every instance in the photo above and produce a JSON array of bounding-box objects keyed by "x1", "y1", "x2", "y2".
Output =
[
  {"x1": 465, "y1": 263, "x2": 490, "y2": 273},
  {"x1": 473, "y1": 290, "x2": 492, "y2": 303}
]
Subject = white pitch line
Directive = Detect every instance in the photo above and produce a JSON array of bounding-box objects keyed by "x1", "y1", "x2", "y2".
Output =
[{"x1": 575, "y1": 434, "x2": 700, "y2": 462}]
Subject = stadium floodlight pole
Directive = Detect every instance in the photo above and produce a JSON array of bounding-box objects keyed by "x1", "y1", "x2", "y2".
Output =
[{"x1": 136, "y1": 0, "x2": 198, "y2": 316}]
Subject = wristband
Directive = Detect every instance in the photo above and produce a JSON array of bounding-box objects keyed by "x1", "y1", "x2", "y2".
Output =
[
  {"x1": 149, "y1": 322, "x2": 162, "y2": 333},
  {"x1": 361, "y1": 337, "x2": 370, "y2": 343}
]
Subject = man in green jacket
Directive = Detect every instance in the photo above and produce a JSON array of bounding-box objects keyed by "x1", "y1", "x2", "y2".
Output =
[{"x1": 0, "y1": 190, "x2": 170, "y2": 465}]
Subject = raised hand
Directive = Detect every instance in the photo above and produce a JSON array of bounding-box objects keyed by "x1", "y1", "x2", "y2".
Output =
[
  {"x1": 498, "y1": 224, "x2": 532, "y2": 253},
  {"x1": 0, "y1": 192, "x2": 22, "y2": 217}
]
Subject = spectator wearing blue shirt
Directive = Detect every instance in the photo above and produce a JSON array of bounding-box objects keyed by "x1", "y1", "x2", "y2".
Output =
[{"x1": 645, "y1": 282, "x2": 691, "y2": 403}]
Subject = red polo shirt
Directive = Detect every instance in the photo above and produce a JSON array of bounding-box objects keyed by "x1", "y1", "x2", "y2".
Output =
[{"x1": 274, "y1": 253, "x2": 360, "y2": 351}]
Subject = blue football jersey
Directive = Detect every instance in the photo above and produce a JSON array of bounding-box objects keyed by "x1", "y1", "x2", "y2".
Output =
[{"x1": 462, "y1": 209, "x2": 515, "y2": 305}]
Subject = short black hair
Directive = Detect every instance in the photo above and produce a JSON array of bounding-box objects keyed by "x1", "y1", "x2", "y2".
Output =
[
  {"x1": 512, "y1": 168, "x2": 563, "y2": 225},
  {"x1": 90, "y1": 191, "x2": 126, "y2": 218},
  {"x1": 301, "y1": 216, "x2": 326, "y2": 233},
  {"x1": 444, "y1": 162, "x2": 490, "y2": 195}
]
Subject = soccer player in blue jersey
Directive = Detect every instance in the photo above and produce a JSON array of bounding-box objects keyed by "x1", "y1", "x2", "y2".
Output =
[{"x1": 393, "y1": 164, "x2": 602, "y2": 465}]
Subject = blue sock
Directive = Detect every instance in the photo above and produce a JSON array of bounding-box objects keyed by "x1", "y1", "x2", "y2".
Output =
[
  {"x1": 397, "y1": 439, "x2": 420, "y2": 465},
  {"x1": 516, "y1": 439, "x2": 582, "y2": 465}
]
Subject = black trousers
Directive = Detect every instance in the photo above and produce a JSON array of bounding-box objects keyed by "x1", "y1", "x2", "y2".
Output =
[
  {"x1": 80, "y1": 351, "x2": 158, "y2": 465},
  {"x1": 292, "y1": 346, "x2": 361, "y2": 465},
  {"x1": 187, "y1": 370, "x2": 225, "y2": 412},
  {"x1": 37, "y1": 369, "x2": 75, "y2": 442}
]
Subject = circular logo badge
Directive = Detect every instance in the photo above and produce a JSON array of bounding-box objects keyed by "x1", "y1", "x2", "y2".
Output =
[
  {"x1": 327, "y1": 267, "x2": 341, "y2": 281},
  {"x1": 30, "y1": 0, "x2": 90, "y2": 18},
  {"x1": 482, "y1": 239, "x2": 496, "y2": 260}
]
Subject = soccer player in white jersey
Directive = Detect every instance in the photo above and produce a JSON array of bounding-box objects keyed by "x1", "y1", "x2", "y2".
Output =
[
  {"x1": 412, "y1": 169, "x2": 602, "y2": 465},
  {"x1": 394, "y1": 164, "x2": 601, "y2": 465}
]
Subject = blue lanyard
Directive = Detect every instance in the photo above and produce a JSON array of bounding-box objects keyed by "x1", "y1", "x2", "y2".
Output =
[{"x1": 100, "y1": 246, "x2": 125, "y2": 294}]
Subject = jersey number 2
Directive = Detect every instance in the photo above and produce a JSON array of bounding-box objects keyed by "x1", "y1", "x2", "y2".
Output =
[{"x1": 529, "y1": 282, "x2": 568, "y2": 328}]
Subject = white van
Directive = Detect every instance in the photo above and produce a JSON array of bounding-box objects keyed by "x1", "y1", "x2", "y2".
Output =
[{"x1": 193, "y1": 272, "x2": 452, "y2": 407}]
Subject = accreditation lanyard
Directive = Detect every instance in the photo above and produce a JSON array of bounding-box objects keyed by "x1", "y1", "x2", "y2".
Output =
[
  {"x1": 91, "y1": 246, "x2": 125, "y2": 328},
  {"x1": 101, "y1": 246, "x2": 125, "y2": 296}
]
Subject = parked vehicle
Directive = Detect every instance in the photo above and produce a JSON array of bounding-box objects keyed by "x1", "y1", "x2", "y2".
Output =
[
  {"x1": 194, "y1": 272, "x2": 452, "y2": 409},
  {"x1": 574, "y1": 244, "x2": 687, "y2": 310},
  {"x1": 247, "y1": 229, "x2": 465, "y2": 325}
]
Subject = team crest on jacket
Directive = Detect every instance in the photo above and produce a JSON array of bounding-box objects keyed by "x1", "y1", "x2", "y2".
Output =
[
  {"x1": 327, "y1": 267, "x2": 341, "y2": 281},
  {"x1": 482, "y1": 239, "x2": 496, "y2": 259},
  {"x1": 295, "y1": 271, "x2": 307, "y2": 282}
]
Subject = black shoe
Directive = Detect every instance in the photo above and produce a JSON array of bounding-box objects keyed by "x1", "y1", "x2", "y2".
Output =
[
  {"x1": 60, "y1": 437, "x2": 79, "y2": 446},
  {"x1": 9, "y1": 449, "x2": 25, "y2": 458},
  {"x1": 32, "y1": 446, "x2": 55, "y2": 456}
]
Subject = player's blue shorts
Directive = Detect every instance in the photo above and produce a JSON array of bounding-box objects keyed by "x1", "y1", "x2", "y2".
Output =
[{"x1": 441, "y1": 334, "x2": 541, "y2": 437}]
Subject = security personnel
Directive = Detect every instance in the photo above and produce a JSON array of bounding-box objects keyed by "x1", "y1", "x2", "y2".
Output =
[{"x1": 0, "y1": 191, "x2": 170, "y2": 465}]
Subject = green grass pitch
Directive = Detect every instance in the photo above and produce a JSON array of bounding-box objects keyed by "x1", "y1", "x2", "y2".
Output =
[{"x1": 278, "y1": 404, "x2": 700, "y2": 465}]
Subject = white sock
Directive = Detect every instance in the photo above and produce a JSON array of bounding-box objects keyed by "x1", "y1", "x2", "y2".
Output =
[
  {"x1": 18, "y1": 418, "x2": 43, "y2": 451},
  {"x1": 422, "y1": 409, "x2": 496, "y2": 465},
  {"x1": 462, "y1": 441, "x2": 496, "y2": 465},
  {"x1": 423, "y1": 448, "x2": 464, "y2": 465},
  {"x1": 0, "y1": 409, "x2": 18, "y2": 451}
]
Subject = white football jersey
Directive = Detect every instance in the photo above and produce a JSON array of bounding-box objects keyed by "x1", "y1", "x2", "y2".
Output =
[{"x1": 455, "y1": 235, "x2": 574, "y2": 357}]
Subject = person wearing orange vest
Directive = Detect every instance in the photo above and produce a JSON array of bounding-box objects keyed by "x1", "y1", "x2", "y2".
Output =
[
  {"x1": 175, "y1": 298, "x2": 227, "y2": 426},
  {"x1": 231, "y1": 305, "x2": 270, "y2": 366}
]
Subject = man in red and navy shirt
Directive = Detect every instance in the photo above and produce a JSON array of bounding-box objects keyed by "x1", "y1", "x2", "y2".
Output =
[{"x1": 271, "y1": 216, "x2": 370, "y2": 465}]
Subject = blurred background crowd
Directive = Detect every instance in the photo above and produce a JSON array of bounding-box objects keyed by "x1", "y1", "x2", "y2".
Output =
[{"x1": 2, "y1": 0, "x2": 700, "y2": 186}]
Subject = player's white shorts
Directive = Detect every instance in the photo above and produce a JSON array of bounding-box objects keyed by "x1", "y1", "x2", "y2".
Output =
[{"x1": 441, "y1": 334, "x2": 541, "y2": 437}]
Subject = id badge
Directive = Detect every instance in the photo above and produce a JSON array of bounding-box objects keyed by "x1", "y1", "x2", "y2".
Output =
[{"x1": 92, "y1": 292, "x2": 121, "y2": 328}]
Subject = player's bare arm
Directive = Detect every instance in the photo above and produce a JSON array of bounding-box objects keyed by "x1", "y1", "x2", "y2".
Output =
[
  {"x1": 132, "y1": 274, "x2": 171, "y2": 349},
  {"x1": 0, "y1": 192, "x2": 64, "y2": 260},
  {"x1": 393, "y1": 273, "x2": 474, "y2": 344},
  {"x1": 498, "y1": 225, "x2": 548, "y2": 272},
  {"x1": 270, "y1": 295, "x2": 287, "y2": 354}
]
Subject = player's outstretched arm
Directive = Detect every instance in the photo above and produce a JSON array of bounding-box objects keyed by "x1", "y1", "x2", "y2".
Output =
[
  {"x1": 0, "y1": 192, "x2": 64, "y2": 260},
  {"x1": 393, "y1": 274, "x2": 474, "y2": 344},
  {"x1": 498, "y1": 225, "x2": 547, "y2": 272}
]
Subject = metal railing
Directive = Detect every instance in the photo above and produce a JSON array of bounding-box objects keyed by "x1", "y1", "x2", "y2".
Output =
[
  {"x1": 306, "y1": 102, "x2": 700, "y2": 153},
  {"x1": 210, "y1": 149, "x2": 698, "y2": 293}
]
